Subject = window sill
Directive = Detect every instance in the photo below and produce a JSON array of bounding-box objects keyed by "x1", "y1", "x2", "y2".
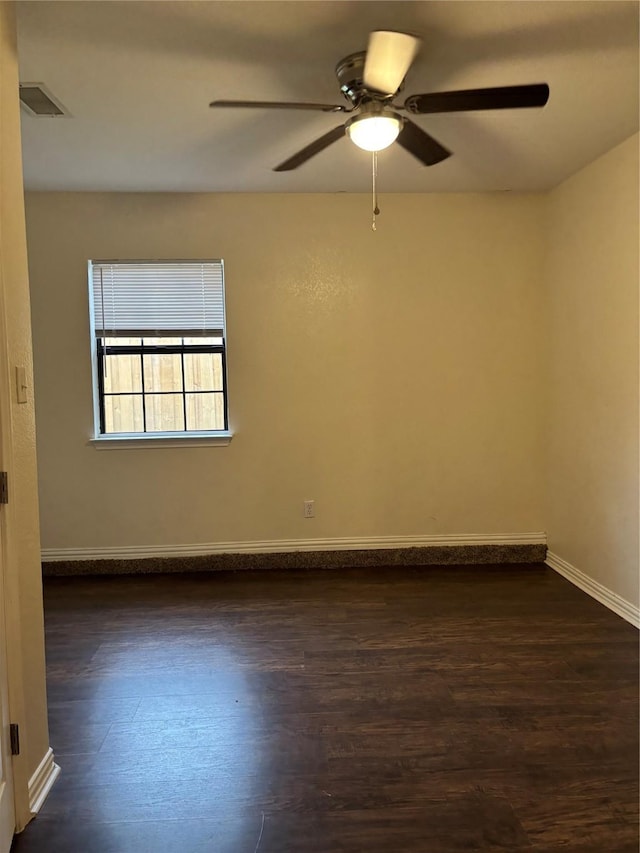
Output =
[{"x1": 89, "y1": 431, "x2": 233, "y2": 449}]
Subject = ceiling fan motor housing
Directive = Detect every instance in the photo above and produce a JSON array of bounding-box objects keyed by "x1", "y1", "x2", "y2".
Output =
[
  {"x1": 335, "y1": 52, "x2": 366, "y2": 102},
  {"x1": 335, "y1": 51, "x2": 402, "y2": 104}
]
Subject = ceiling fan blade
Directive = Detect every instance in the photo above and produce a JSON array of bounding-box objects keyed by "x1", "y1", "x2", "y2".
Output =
[
  {"x1": 363, "y1": 30, "x2": 421, "y2": 95},
  {"x1": 404, "y1": 83, "x2": 550, "y2": 114},
  {"x1": 396, "y1": 118, "x2": 451, "y2": 167},
  {"x1": 274, "y1": 124, "x2": 346, "y2": 171},
  {"x1": 210, "y1": 100, "x2": 347, "y2": 113}
]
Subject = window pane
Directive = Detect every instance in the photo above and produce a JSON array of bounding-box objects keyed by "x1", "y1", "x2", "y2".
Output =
[
  {"x1": 145, "y1": 394, "x2": 185, "y2": 432},
  {"x1": 142, "y1": 337, "x2": 183, "y2": 346},
  {"x1": 103, "y1": 354, "x2": 142, "y2": 393},
  {"x1": 104, "y1": 394, "x2": 143, "y2": 433},
  {"x1": 183, "y1": 336, "x2": 223, "y2": 346},
  {"x1": 184, "y1": 353, "x2": 223, "y2": 392},
  {"x1": 104, "y1": 337, "x2": 142, "y2": 346},
  {"x1": 143, "y1": 354, "x2": 183, "y2": 392},
  {"x1": 186, "y1": 392, "x2": 225, "y2": 430}
]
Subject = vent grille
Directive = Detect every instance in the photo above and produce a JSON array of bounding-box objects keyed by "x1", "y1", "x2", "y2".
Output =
[{"x1": 19, "y1": 83, "x2": 67, "y2": 117}]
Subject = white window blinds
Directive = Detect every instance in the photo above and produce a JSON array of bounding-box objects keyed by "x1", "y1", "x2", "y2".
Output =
[{"x1": 90, "y1": 261, "x2": 225, "y2": 337}]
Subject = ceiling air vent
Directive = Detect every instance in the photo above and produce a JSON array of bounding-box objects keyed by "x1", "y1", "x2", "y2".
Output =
[{"x1": 19, "y1": 83, "x2": 68, "y2": 117}]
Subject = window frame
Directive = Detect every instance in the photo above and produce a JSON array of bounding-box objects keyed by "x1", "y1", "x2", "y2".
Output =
[{"x1": 88, "y1": 259, "x2": 232, "y2": 447}]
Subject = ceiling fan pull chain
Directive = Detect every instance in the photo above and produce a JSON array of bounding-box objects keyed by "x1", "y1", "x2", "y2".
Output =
[{"x1": 372, "y1": 150, "x2": 380, "y2": 231}]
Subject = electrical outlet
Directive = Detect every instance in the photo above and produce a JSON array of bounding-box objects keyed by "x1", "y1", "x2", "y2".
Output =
[{"x1": 303, "y1": 499, "x2": 315, "y2": 518}]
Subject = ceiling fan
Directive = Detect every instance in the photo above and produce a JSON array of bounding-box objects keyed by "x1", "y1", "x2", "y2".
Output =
[{"x1": 210, "y1": 30, "x2": 550, "y2": 172}]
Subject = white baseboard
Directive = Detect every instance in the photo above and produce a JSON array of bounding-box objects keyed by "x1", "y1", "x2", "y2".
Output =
[
  {"x1": 28, "y1": 747, "x2": 60, "y2": 814},
  {"x1": 546, "y1": 551, "x2": 640, "y2": 628},
  {"x1": 41, "y1": 532, "x2": 547, "y2": 563}
]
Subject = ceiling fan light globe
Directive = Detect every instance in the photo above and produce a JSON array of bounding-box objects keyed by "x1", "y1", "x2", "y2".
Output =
[{"x1": 347, "y1": 115, "x2": 401, "y2": 152}]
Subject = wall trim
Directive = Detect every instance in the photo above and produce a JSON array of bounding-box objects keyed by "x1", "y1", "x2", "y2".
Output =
[
  {"x1": 546, "y1": 551, "x2": 640, "y2": 628},
  {"x1": 27, "y1": 748, "x2": 60, "y2": 815},
  {"x1": 42, "y1": 532, "x2": 547, "y2": 563}
]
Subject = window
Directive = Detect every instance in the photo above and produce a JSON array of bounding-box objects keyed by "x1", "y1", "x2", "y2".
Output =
[{"x1": 89, "y1": 260, "x2": 229, "y2": 443}]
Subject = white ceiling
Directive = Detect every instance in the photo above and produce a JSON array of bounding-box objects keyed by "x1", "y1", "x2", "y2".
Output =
[{"x1": 16, "y1": 1, "x2": 639, "y2": 193}]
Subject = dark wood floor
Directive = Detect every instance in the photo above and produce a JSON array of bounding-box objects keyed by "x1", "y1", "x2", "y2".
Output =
[{"x1": 11, "y1": 564, "x2": 639, "y2": 852}]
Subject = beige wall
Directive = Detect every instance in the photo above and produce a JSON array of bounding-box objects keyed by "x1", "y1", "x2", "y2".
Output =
[
  {"x1": 545, "y1": 133, "x2": 639, "y2": 608},
  {"x1": 25, "y1": 192, "x2": 546, "y2": 550},
  {"x1": 0, "y1": 0, "x2": 50, "y2": 828}
]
